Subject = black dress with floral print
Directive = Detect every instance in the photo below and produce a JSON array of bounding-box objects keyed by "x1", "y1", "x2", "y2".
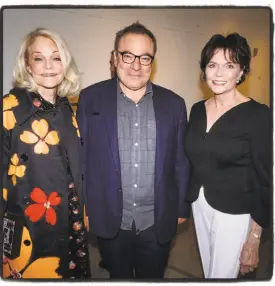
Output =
[{"x1": 2, "y1": 88, "x2": 90, "y2": 279}]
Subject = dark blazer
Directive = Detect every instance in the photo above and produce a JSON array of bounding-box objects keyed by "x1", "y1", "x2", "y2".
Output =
[{"x1": 76, "y1": 78, "x2": 190, "y2": 244}]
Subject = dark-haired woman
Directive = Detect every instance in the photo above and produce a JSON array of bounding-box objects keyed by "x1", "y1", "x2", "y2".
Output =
[{"x1": 185, "y1": 33, "x2": 271, "y2": 278}]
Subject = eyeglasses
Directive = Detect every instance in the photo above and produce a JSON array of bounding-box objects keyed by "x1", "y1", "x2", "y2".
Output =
[{"x1": 117, "y1": 51, "x2": 154, "y2": 66}]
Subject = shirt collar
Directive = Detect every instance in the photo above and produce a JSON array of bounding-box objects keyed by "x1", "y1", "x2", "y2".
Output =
[{"x1": 117, "y1": 78, "x2": 153, "y2": 98}]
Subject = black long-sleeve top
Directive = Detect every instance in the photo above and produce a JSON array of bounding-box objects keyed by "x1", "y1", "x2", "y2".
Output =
[{"x1": 185, "y1": 99, "x2": 272, "y2": 228}]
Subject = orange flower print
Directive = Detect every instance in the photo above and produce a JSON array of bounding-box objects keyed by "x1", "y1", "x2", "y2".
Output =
[
  {"x1": 20, "y1": 119, "x2": 59, "y2": 154},
  {"x1": 8, "y1": 154, "x2": 26, "y2": 186},
  {"x1": 3, "y1": 227, "x2": 62, "y2": 279},
  {"x1": 11, "y1": 268, "x2": 22, "y2": 279},
  {"x1": 2, "y1": 227, "x2": 62, "y2": 279},
  {"x1": 3, "y1": 188, "x2": 8, "y2": 201},
  {"x1": 72, "y1": 115, "x2": 80, "y2": 137},
  {"x1": 25, "y1": 188, "x2": 61, "y2": 226},
  {"x1": 3, "y1": 94, "x2": 19, "y2": 130}
]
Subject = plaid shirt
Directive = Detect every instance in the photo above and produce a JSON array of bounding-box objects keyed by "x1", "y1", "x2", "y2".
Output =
[{"x1": 117, "y1": 81, "x2": 156, "y2": 233}]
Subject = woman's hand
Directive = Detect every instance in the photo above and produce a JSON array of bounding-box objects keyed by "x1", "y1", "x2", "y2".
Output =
[{"x1": 239, "y1": 236, "x2": 260, "y2": 275}]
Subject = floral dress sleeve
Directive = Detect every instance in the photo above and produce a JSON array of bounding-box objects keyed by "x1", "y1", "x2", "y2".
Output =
[{"x1": 2, "y1": 94, "x2": 19, "y2": 212}]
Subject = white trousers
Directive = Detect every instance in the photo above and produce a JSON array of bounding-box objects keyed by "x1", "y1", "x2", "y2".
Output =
[{"x1": 192, "y1": 187, "x2": 251, "y2": 279}]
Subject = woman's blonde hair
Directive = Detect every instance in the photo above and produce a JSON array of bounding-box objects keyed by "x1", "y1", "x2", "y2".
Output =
[{"x1": 13, "y1": 28, "x2": 81, "y2": 97}]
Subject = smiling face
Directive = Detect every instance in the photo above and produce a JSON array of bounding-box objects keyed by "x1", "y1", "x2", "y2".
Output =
[
  {"x1": 26, "y1": 36, "x2": 64, "y2": 94},
  {"x1": 205, "y1": 49, "x2": 243, "y2": 96},
  {"x1": 114, "y1": 33, "x2": 154, "y2": 93}
]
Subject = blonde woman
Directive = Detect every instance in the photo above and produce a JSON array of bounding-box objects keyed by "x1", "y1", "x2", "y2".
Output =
[{"x1": 2, "y1": 28, "x2": 90, "y2": 279}]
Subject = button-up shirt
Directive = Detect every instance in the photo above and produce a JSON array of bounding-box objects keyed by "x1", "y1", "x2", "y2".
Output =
[{"x1": 117, "y1": 80, "x2": 156, "y2": 233}]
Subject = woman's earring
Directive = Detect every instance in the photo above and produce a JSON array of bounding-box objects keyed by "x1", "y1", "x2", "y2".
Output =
[
  {"x1": 26, "y1": 67, "x2": 32, "y2": 75},
  {"x1": 236, "y1": 78, "x2": 241, "y2": 84}
]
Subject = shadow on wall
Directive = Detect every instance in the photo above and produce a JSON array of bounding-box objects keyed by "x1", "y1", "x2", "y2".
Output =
[
  {"x1": 110, "y1": 50, "x2": 116, "y2": 78},
  {"x1": 69, "y1": 50, "x2": 117, "y2": 113}
]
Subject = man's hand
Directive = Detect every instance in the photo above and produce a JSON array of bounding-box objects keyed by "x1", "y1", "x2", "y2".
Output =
[{"x1": 178, "y1": 218, "x2": 186, "y2": 224}]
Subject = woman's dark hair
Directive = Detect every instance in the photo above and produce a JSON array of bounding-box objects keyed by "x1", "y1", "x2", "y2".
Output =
[
  {"x1": 114, "y1": 22, "x2": 157, "y2": 55},
  {"x1": 200, "y1": 33, "x2": 251, "y2": 85}
]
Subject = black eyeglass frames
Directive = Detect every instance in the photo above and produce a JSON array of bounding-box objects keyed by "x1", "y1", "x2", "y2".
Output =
[{"x1": 117, "y1": 51, "x2": 154, "y2": 66}]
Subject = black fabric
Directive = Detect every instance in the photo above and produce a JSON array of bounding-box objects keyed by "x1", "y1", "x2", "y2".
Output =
[
  {"x1": 97, "y1": 223, "x2": 171, "y2": 279},
  {"x1": 2, "y1": 88, "x2": 90, "y2": 279},
  {"x1": 185, "y1": 99, "x2": 272, "y2": 228},
  {"x1": 3, "y1": 212, "x2": 24, "y2": 259},
  {"x1": 36, "y1": 94, "x2": 90, "y2": 279}
]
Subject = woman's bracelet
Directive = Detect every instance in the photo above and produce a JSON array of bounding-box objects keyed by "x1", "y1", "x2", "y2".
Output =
[{"x1": 250, "y1": 232, "x2": 261, "y2": 240}]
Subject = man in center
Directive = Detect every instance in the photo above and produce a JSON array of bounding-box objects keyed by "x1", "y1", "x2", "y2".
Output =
[{"x1": 77, "y1": 22, "x2": 190, "y2": 279}]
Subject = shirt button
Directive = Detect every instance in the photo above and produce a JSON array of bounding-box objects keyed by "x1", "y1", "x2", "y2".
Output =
[
  {"x1": 135, "y1": 123, "x2": 139, "y2": 127},
  {"x1": 135, "y1": 142, "x2": 138, "y2": 146},
  {"x1": 118, "y1": 189, "x2": 122, "y2": 192},
  {"x1": 136, "y1": 104, "x2": 138, "y2": 107},
  {"x1": 133, "y1": 203, "x2": 136, "y2": 206},
  {"x1": 134, "y1": 184, "x2": 137, "y2": 188},
  {"x1": 134, "y1": 164, "x2": 138, "y2": 167}
]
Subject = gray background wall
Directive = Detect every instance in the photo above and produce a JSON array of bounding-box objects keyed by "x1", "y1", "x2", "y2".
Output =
[{"x1": 3, "y1": 8, "x2": 271, "y2": 113}]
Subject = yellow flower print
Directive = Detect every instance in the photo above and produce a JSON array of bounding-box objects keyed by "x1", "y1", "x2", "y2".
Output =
[
  {"x1": 3, "y1": 188, "x2": 8, "y2": 201},
  {"x1": 22, "y1": 257, "x2": 62, "y2": 279},
  {"x1": 84, "y1": 205, "x2": 89, "y2": 232},
  {"x1": 20, "y1": 119, "x2": 59, "y2": 154},
  {"x1": 8, "y1": 154, "x2": 26, "y2": 186},
  {"x1": 72, "y1": 115, "x2": 80, "y2": 137},
  {"x1": 3, "y1": 94, "x2": 18, "y2": 110},
  {"x1": 3, "y1": 94, "x2": 19, "y2": 130},
  {"x1": 3, "y1": 226, "x2": 62, "y2": 279}
]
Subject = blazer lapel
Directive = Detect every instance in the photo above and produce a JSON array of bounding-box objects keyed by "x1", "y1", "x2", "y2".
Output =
[
  {"x1": 152, "y1": 85, "x2": 169, "y2": 188},
  {"x1": 102, "y1": 79, "x2": 121, "y2": 175}
]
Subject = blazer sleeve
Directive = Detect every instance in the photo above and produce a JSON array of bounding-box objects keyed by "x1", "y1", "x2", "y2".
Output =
[
  {"x1": 175, "y1": 98, "x2": 191, "y2": 218},
  {"x1": 249, "y1": 105, "x2": 272, "y2": 228},
  {"x1": 76, "y1": 90, "x2": 90, "y2": 224}
]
